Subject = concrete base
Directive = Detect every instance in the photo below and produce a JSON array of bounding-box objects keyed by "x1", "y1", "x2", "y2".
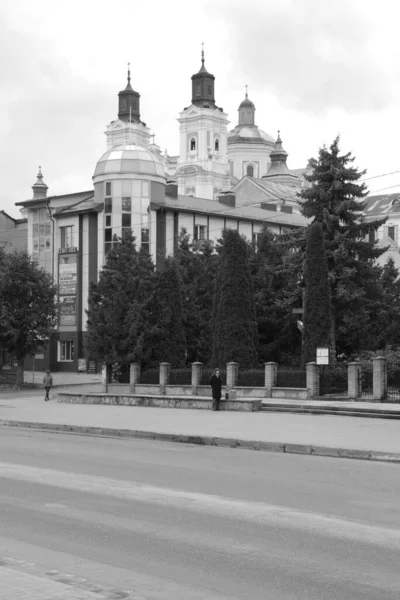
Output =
[
  {"x1": 56, "y1": 392, "x2": 262, "y2": 412},
  {"x1": 271, "y1": 387, "x2": 308, "y2": 400}
]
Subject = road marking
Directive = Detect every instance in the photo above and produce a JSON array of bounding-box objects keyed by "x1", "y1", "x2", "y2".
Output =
[{"x1": 1, "y1": 460, "x2": 400, "y2": 549}]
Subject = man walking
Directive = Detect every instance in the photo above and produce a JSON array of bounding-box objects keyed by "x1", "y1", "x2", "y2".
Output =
[
  {"x1": 43, "y1": 370, "x2": 53, "y2": 401},
  {"x1": 210, "y1": 368, "x2": 222, "y2": 411}
]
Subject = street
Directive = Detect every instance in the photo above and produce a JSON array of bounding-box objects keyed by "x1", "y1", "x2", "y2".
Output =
[{"x1": 1, "y1": 428, "x2": 400, "y2": 599}]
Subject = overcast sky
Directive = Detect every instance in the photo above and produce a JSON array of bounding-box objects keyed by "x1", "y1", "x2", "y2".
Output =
[{"x1": 2, "y1": 0, "x2": 400, "y2": 218}]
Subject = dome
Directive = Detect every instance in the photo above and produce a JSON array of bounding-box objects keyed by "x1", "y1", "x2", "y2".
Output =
[
  {"x1": 228, "y1": 125, "x2": 275, "y2": 144},
  {"x1": 94, "y1": 143, "x2": 166, "y2": 178},
  {"x1": 239, "y1": 97, "x2": 255, "y2": 110}
]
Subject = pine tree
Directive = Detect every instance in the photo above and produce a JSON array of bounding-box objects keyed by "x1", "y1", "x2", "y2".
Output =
[
  {"x1": 302, "y1": 222, "x2": 332, "y2": 364},
  {"x1": 211, "y1": 229, "x2": 258, "y2": 368},
  {"x1": 0, "y1": 248, "x2": 58, "y2": 384},
  {"x1": 146, "y1": 256, "x2": 186, "y2": 367},
  {"x1": 299, "y1": 136, "x2": 387, "y2": 358},
  {"x1": 86, "y1": 232, "x2": 155, "y2": 367}
]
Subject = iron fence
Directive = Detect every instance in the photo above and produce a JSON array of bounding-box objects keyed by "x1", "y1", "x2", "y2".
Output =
[
  {"x1": 387, "y1": 361, "x2": 400, "y2": 401},
  {"x1": 140, "y1": 369, "x2": 159, "y2": 384},
  {"x1": 169, "y1": 369, "x2": 192, "y2": 385},
  {"x1": 319, "y1": 364, "x2": 348, "y2": 397},
  {"x1": 237, "y1": 369, "x2": 265, "y2": 387},
  {"x1": 360, "y1": 366, "x2": 373, "y2": 399},
  {"x1": 277, "y1": 367, "x2": 306, "y2": 388},
  {"x1": 200, "y1": 368, "x2": 226, "y2": 386}
]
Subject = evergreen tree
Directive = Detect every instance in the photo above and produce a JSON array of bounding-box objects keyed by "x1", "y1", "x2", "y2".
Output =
[
  {"x1": 298, "y1": 136, "x2": 387, "y2": 358},
  {"x1": 146, "y1": 256, "x2": 186, "y2": 367},
  {"x1": 211, "y1": 229, "x2": 258, "y2": 368},
  {"x1": 0, "y1": 248, "x2": 58, "y2": 384},
  {"x1": 86, "y1": 232, "x2": 155, "y2": 367},
  {"x1": 302, "y1": 222, "x2": 332, "y2": 364}
]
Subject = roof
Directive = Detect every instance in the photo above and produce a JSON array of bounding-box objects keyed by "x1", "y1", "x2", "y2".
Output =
[
  {"x1": 362, "y1": 192, "x2": 400, "y2": 218},
  {"x1": 16, "y1": 190, "x2": 93, "y2": 209},
  {"x1": 94, "y1": 143, "x2": 166, "y2": 179},
  {"x1": 53, "y1": 195, "x2": 103, "y2": 218},
  {"x1": 152, "y1": 193, "x2": 308, "y2": 228},
  {"x1": 234, "y1": 176, "x2": 301, "y2": 202}
]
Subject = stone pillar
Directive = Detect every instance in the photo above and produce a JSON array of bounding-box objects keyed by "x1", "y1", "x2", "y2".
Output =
[
  {"x1": 226, "y1": 362, "x2": 239, "y2": 389},
  {"x1": 191, "y1": 362, "x2": 203, "y2": 396},
  {"x1": 101, "y1": 363, "x2": 107, "y2": 393},
  {"x1": 373, "y1": 356, "x2": 387, "y2": 401},
  {"x1": 129, "y1": 363, "x2": 141, "y2": 394},
  {"x1": 159, "y1": 362, "x2": 171, "y2": 395},
  {"x1": 306, "y1": 362, "x2": 319, "y2": 398},
  {"x1": 264, "y1": 362, "x2": 278, "y2": 398},
  {"x1": 347, "y1": 362, "x2": 361, "y2": 399}
]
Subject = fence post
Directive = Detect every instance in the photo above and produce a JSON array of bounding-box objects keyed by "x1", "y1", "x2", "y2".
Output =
[
  {"x1": 129, "y1": 363, "x2": 141, "y2": 394},
  {"x1": 226, "y1": 362, "x2": 239, "y2": 400},
  {"x1": 347, "y1": 362, "x2": 361, "y2": 399},
  {"x1": 264, "y1": 362, "x2": 278, "y2": 398},
  {"x1": 101, "y1": 363, "x2": 107, "y2": 393},
  {"x1": 159, "y1": 362, "x2": 171, "y2": 395},
  {"x1": 306, "y1": 362, "x2": 319, "y2": 398},
  {"x1": 191, "y1": 362, "x2": 203, "y2": 396},
  {"x1": 373, "y1": 356, "x2": 387, "y2": 401}
]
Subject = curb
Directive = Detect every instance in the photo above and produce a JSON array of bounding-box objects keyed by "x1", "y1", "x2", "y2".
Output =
[
  {"x1": 1, "y1": 419, "x2": 400, "y2": 464},
  {"x1": 260, "y1": 406, "x2": 400, "y2": 419}
]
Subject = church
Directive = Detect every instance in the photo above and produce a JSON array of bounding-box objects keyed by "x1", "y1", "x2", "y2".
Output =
[{"x1": 1, "y1": 52, "x2": 316, "y2": 373}]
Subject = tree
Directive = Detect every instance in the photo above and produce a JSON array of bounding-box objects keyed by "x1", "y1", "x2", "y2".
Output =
[
  {"x1": 86, "y1": 232, "x2": 155, "y2": 369},
  {"x1": 0, "y1": 248, "x2": 58, "y2": 384},
  {"x1": 298, "y1": 136, "x2": 387, "y2": 358},
  {"x1": 146, "y1": 256, "x2": 186, "y2": 367},
  {"x1": 302, "y1": 222, "x2": 332, "y2": 364},
  {"x1": 211, "y1": 229, "x2": 258, "y2": 368}
]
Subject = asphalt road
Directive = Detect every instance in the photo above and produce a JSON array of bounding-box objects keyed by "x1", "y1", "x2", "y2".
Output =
[{"x1": 1, "y1": 429, "x2": 400, "y2": 599}]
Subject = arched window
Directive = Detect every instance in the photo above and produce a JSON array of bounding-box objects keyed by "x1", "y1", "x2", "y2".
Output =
[
  {"x1": 190, "y1": 138, "x2": 196, "y2": 151},
  {"x1": 247, "y1": 165, "x2": 254, "y2": 177},
  {"x1": 215, "y1": 139, "x2": 219, "y2": 152}
]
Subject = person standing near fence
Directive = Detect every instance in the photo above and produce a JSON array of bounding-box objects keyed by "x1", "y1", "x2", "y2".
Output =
[
  {"x1": 43, "y1": 370, "x2": 53, "y2": 401},
  {"x1": 210, "y1": 368, "x2": 222, "y2": 411}
]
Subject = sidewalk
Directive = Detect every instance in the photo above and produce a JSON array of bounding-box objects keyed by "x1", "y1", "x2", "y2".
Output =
[{"x1": 1, "y1": 392, "x2": 400, "y2": 463}]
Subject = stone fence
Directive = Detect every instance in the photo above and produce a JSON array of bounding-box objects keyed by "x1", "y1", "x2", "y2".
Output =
[{"x1": 102, "y1": 357, "x2": 389, "y2": 401}]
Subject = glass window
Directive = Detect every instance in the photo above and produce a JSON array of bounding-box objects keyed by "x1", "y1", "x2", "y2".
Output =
[
  {"x1": 33, "y1": 223, "x2": 39, "y2": 236},
  {"x1": 388, "y1": 226, "x2": 396, "y2": 241},
  {"x1": 105, "y1": 182, "x2": 112, "y2": 196},
  {"x1": 104, "y1": 229, "x2": 112, "y2": 242},
  {"x1": 60, "y1": 226, "x2": 73, "y2": 248},
  {"x1": 104, "y1": 242, "x2": 112, "y2": 255},
  {"x1": 122, "y1": 197, "x2": 131, "y2": 212},
  {"x1": 33, "y1": 210, "x2": 39, "y2": 223},
  {"x1": 190, "y1": 138, "x2": 196, "y2": 151},
  {"x1": 122, "y1": 213, "x2": 131, "y2": 228},
  {"x1": 247, "y1": 165, "x2": 254, "y2": 177},
  {"x1": 60, "y1": 340, "x2": 74, "y2": 361},
  {"x1": 45, "y1": 222, "x2": 51, "y2": 235},
  {"x1": 215, "y1": 139, "x2": 219, "y2": 152},
  {"x1": 33, "y1": 239, "x2": 39, "y2": 252},
  {"x1": 39, "y1": 237, "x2": 45, "y2": 251},
  {"x1": 105, "y1": 198, "x2": 112, "y2": 213},
  {"x1": 45, "y1": 237, "x2": 51, "y2": 249},
  {"x1": 194, "y1": 225, "x2": 206, "y2": 241},
  {"x1": 196, "y1": 84, "x2": 201, "y2": 97},
  {"x1": 122, "y1": 180, "x2": 131, "y2": 196},
  {"x1": 105, "y1": 215, "x2": 112, "y2": 227},
  {"x1": 39, "y1": 223, "x2": 45, "y2": 236},
  {"x1": 141, "y1": 228, "x2": 149, "y2": 252}
]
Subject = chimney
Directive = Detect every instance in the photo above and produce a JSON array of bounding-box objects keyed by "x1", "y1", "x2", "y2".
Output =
[{"x1": 218, "y1": 191, "x2": 236, "y2": 207}]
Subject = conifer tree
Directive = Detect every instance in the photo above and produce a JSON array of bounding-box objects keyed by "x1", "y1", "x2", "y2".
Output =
[
  {"x1": 86, "y1": 232, "x2": 155, "y2": 367},
  {"x1": 302, "y1": 222, "x2": 332, "y2": 364},
  {"x1": 211, "y1": 229, "x2": 258, "y2": 368}
]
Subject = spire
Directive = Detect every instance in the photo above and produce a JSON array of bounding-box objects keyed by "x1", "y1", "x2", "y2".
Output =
[
  {"x1": 32, "y1": 166, "x2": 48, "y2": 200},
  {"x1": 263, "y1": 131, "x2": 297, "y2": 182},
  {"x1": 245, "y1": 84, "x2": 248, "y2": 98},
  {"x1": 238, "y1": 86, "x2": 255, "y2": 125},
  {"x1": 191, "y1": 44, "x2": 216, "y2": 108},
  {"x1": 118, "y1": 63, "x2": 141, "y2": 123}
]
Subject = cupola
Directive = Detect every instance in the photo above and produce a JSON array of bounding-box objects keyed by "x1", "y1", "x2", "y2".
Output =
[
  {"x1": 238, "y1": 86, "x2": 255, "y2": 126},
  {"x1": 118, "y1": 64, "x2": 142, "y2": 123},
  {"x1": 191, "y1": 45, "x2": 216, "y2": 109},
  {"x1": 32, "y1": 167, "x2": 48, "y2": 199},
  {"x1": 262, "y1": 132, "x2": 299, "y2": 184}
]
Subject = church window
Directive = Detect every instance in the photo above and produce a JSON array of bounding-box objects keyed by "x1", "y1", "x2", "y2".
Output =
[
  {"x1": 105, "y1": 182, "x2": 112, "y2": 196},
  {"x1": 247, "y1": 165, "x2": 254, "y2": 177},
  {"x1": 215, "y1": 139, "x2": 219, "y2": 152},
  {"x1": 190, "y1": 138, "x2": 196, "y2": 151}
]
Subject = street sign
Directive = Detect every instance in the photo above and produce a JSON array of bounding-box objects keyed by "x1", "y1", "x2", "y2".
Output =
[{"x1": 316, "y1": 347, "x2": 329, "y2": 365}]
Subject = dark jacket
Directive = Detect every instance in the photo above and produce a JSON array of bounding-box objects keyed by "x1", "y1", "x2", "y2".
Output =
[
  {"x1": 43, "y1": 373, "x2": 53, "y2": 387},
  {"x1": 210, "y1": 374, "x2": 222, "y2": 400}
]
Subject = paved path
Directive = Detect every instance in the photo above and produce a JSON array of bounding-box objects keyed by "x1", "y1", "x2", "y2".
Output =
[{"x1": 1, "y1": 393, "x2": 400, "y2": 457}]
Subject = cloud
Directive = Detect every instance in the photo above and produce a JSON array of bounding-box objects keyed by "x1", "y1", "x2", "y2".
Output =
[{"x1": 213, "y1": 0, "x2": 399, "y2": 113}]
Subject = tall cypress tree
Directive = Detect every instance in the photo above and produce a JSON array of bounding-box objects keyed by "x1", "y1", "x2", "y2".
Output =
[
  {"x1": 302, "y1": 222, "x2": 332, "y2": 364},
  {"x1": 211, "y1": 229, "x2": 258, "y2": 368}
]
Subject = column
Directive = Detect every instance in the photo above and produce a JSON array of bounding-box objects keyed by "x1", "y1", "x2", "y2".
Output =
[
  {"x1": 264, "y1": 362, "x2": 278, "y2": 397},
  {"x1": 306, "y1": 362, "x2": 319, "y2": 398},
  {"x1": 373, "y1": 356, "x2": 387, "y2": 401},
  {"x1": 191, "y1": 362, "x2": 203, "y2": 396},
  {"x1": 129, "y1": 363, "x2": 141, "y2": 394},
  {"x1": 159, "y1": 362, "x2": 171, "y2": 395},
  {"x1": 347, "y1": 362, "x2": 361, "y2": 399}
]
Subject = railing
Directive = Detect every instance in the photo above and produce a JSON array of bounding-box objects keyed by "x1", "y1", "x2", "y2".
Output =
[
  {"x1": 319, "y1": 365, "x2": 348, "y2": 397},
  {"x1": 387, "y1": 361, "x2": 400, "y2": 401},
  {"x1": 360, "y1": 366, "x2": 373, "y2": 399},
  {"x1": 277, "y1": 367, "x2": 306, "y2": 388},
  {"x1": 169, "y1": 369, "x2": 192, "y2": 385},
  {"x1": 140, "y1": 369, "x2": 159, "y2": 384},
  {"x1": 200, "y1": 368, "x2": 226, "y2": 386},
  {"x1": 237, "y1": 369, "x2": 264, "y2": 387}
]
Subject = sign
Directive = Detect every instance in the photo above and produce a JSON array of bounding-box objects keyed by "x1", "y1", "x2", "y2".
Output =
[
  {"x1": 59, "y1": 261, "x2": 77, "y2": 295},
  {"x1": 316, "y1": 347, "x2": 329, "y2": 365},
  {"x1": 60, "y1": 296, "x2": 76, "y2": 325},
  {"x1": 35, "y1": 353, "x2": 45, "y2": 359},
  {"x1": 78, "y1": 358, "x2": 87, "y2": 372},
  {"x1": 59, "y1": 247, "x2": 78, "y2": 254},
  {"x1": 88, "y1": 360, "x2": 97, "y2": 374}
]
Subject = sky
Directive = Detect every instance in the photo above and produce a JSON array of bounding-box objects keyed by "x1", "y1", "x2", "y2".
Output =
[{"x1": 2, "y1": 0, "x2": 400, "y2": 218}]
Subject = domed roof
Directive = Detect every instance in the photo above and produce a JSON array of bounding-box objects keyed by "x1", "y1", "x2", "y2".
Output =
[
  {"x1": 228, "y1": 125, "x2": 275, "y2": 144},
  {"x1": 239, "y1": 97, "x2": 255, "y2": 110},
  {"x1": 94, "y1": 143, "x2": 166, "y2": 178}
]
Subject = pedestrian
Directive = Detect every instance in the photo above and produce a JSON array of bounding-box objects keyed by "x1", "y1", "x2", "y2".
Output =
[
  {"x1": 43, "y1": 369, "x2": 53, "y2": 401},
  {"x1": 210, "y1": 368, "x2": 223, "y2": 411}
]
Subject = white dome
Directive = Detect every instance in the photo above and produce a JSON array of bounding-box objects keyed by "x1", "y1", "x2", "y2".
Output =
[
  {"x1": 228, "y1": 125, "x2": 275, "y2": 144},
  {"x1": 94, "y1": 143, "x2": 166, "y2": 178}
]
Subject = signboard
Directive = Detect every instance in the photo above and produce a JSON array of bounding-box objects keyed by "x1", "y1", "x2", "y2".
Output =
[
  {"x1": 88, "y1": 360, "x2": 97, "y2": 374},
  {"x1": 78, "y1": 358, "x2": 87, "y2": 372},
  {"x1": 316, "y1": 347, "x2": 329, "y2": 365},
  {"x1": 60, "y1": 296, "x2": 77, "y2": 325},
  {"x1": 59, "y1": 261, "x2": 77, "y2": 295}
]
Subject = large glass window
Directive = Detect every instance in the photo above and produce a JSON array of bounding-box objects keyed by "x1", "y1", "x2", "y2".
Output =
[
  {"x1": 122, "y1": 213, "x2": 131, "y2": 228},
  {"x1": 105, "y1": 181, "x2": 112, "y2": 196},
  {"x1": 122, "y1": 197, "x2": 131, "y2": 212},
  {"x1": 60, "y1": 226, "x2": 73, "y2": 249},
  {"x1": 32, "y1": 207, "x2": 52, "y2": 274},
  {"x1": 104, "y1": 198, "x2": 112, "y2": 213},
  {"x1": 59, "y1": 340, "x2": 74, "y2": 361},
  {"x1": 141, "y1": 228, "x2": 149, "y2": 253}
]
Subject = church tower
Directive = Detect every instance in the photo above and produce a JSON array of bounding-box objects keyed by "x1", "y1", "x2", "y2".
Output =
[
  {"x1": 105, "y1": 65, "x2": 151, "y2": 149},
  {"x1": 176, "y1": 48, "x2": 230, "y2": 199}
]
